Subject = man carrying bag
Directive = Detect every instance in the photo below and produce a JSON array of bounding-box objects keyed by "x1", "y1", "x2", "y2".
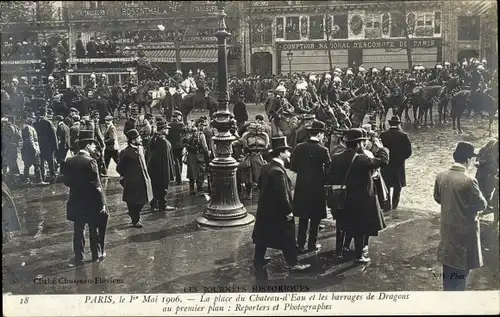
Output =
[{"x1": 327, "y1": 128, "x2": 389, "y2": 263}]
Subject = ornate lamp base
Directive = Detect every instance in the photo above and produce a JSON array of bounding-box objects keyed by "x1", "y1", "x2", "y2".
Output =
[
  {"x1": 196, "y1": 214, "x2": 255, "y2": 228},
  {"x1": 196, "y1": 161, "x2": 255, "y2": 228}
]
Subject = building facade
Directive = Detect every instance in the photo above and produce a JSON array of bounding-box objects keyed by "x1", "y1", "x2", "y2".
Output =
[
  {"x1": 65, "y1": 0, "x2": 243, "y2": 79},
  {"x1": 244, "y1": 0, "x2": 497, "y2": 75}
]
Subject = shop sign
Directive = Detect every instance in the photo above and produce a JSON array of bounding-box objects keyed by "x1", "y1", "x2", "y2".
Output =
[
  {"x1": 1, "y1": 60, "x2": 41, "y2": 65},
  {"x1": 68, "y1": 58, "x2": 136, "y2": 63},
  {"x1": 277, "y1": 38, "x2": 442, "y2": 50}
]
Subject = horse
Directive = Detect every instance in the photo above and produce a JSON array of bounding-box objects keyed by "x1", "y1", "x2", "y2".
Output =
[
  {"x1": 450, "y1": 89, "x2": 472, "y2": 133},
  {"x1": 470, "y1": 88, "x2": 497, "y2": 136},
  {"x1": 412, "y1": 85, "x2": 444, "y2": 128}
]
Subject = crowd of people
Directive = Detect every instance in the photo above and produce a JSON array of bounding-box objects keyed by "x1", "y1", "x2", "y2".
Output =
[{"x1": 1, "y1": 52, "x2": 498, "y2": 291}]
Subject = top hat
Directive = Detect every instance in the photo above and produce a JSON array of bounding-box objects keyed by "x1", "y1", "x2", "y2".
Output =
[
  {"x1": 77, "y1": 130, "x2": 97, "y2": 144},
  {"x1": 125, "y1": 129, "x2": 140, "y2": 141},
  {"x1": 104, "y1": 115, "x2": 113, "y2": 121},
  {"x1": 307, "y1": 120, "x2": 326, "y2": 132},
  {"x1": 388, "y1": 115, "x2": 402, "y2": 125},
  {"x1": 345, "y1": 128, "x2": 368, "y2": 143},
  {"x1": 453, "y1": 141, "x2": 476, "y2": 160},
  {"x1": 271, "y1": 136, "x2": 292, "y2": 154},
  {"x1": 173, "y1": 110, "x2": 182, "y2": 117}
]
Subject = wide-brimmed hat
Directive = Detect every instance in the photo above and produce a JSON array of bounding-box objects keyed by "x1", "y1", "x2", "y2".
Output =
[
  {"x1": 125, "y1": 129, "x2": 140, "y2": 141},
  {"x1": 271, "y1": 136, "x2": 292, "y2": 154},
  {"x1": 307, "y1": 120, "x2": 325, "y2": 132},
  {"x1": 345, "y1": 128, "x2": 368, "y2": 143},
  {"x1": 388, "y1": 115, "x2": 402, "y2": 125},
  {"x1": 453, "y1": 141, "x2": 477, "y2": 160},
  {"x1": 77, "y1": 130, "x2": 97, "y2": 145}
]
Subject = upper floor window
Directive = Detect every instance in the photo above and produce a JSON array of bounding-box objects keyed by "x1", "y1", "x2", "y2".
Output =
[
  {"x1": 309, "y1": 15, "x2": 324, "y2": 39},
  {"x1": 458, "y1": 16, "x2": 480, "y2": 41},
  {"x1": 276, "y1": 17, "x2": 284, "y2": 39},
  {"x1": 390, "y1": 12, "x2": 405, "y2": 37},
  {"x1": 85, "y1": 1, "x2": 104, "y2": 9},
  {"x1": 365, "y1": 13, "x2": 381, "y2": 39},
  {"x1": 414, "y1": 13, "x2": 434, "y2": 36},
  {"x1": 331, "y1": 14, "x2": 348, "y2": 39},
  {"x1": 285, "y1": 16, "x2": 300, "y2": 40},
  {"x1": 251, "y1": 20, "x2": 272, "y2": 44}
]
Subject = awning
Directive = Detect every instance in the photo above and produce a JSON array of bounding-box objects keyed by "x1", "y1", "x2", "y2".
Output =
[{"x1": 145, "y1": 49, "x2": 220, "y2": 63}]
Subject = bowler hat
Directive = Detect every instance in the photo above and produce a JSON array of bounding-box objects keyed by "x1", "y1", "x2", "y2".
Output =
[
  {"x1": 388, "y1": 115, "x2": 402, "y2": 125},
  {"x1": 173, "y1": 110, "x2": 182, "y2": 117},
  {"x1": 453, "y1": 141, "x2": 476, "y2": 160},
  {"x1": 125, "y1": 129, "x2": 140, "y2": 141},
  {"x1": 271, "y1": 136, "x2": 292, "y2": 154},
  {"x1": 54, "y1": 115, "x2": 64, "y2": 121},
  {"x1": 345, "y1": 128, "x2": 368, "y2": 143},
  {"x1": 77, "y1": 130, "x2": 97, "y2": 144},
  {"x1": 104, "y1": 115, "x2": 113, "y2": 121},
  {"x1": 307, "y1": 120, "x2": 326, "y2": 132}
]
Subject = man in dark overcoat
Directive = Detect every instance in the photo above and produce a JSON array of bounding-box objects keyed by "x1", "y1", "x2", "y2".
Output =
[
  {"x1": 290, "y1": 120, "x2": 331, "y2": 253},
  {"x1": 252, "y1": 136, "x2": 311, "y2": 277},
  {"x1": 116, "y1": 129, "x2": 153, "y2": 228},
  {"x1": 147, "y1": 118, "x2": 176, "y2": 212},
  {"x1": 233, "y1": 93, "x2": 249, "y2": 130},
  {"x1": 379, "y1": 115, "x2": 412, "y2": 210},
  {"x1": 62, "y1": 130, "x2": 108, "y2": 265},
  {"x1": 54, "y1": 115, "x2": 70, "y2": 170},
  {"x1": 34, "y1": 107, "x2": 58, "y2": 182},
  {"x1": 162, "y1": 88, "x2": 174, "y2": 123},
  {"x1": 327, "y1": 128, "x2": 389, "y2": 263},
  {"x1": 167, "y1": 110, "x2": 185, "y2": 185},
  {"x1": 475, "y1": 138, "x2": 499, "y2": 209}
]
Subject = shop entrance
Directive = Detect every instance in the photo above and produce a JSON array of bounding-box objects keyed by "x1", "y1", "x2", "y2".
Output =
[{"x1": 348, "y1": 48, "x2": 363, "y2": 69}]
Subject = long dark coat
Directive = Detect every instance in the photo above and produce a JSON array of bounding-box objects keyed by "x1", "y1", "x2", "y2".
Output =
[
  {"x1": 34, "y1": 117, "x2": 58, "y2": 158},
  {"x1": 379, "y1": 127, "x2": 412, "y2": 188},
  {"x1": 147, "y1": 132, "x2": 176, "y2": 190},
  {"x1": 327, "y1": 148, "x2": 389, "y2": 236},
  {"x1": 252, "y1": 160, "x2": 297, "y2": 250},
  {"x1": 291, "y1": 139, "x2": 331, "y2": 219},
  {"x1": 206, "y1": 96, "x2": 218, "y2": 117},
  {"x1": 56, "y1": 122, "x2": 71, "y2": 150},
  {"x1": 116, "y1": 145, "x2": 153, "y2": 205},
  {"x1": 62, "y1": 151, "x2": 106, "y2": 223},
  {"x1": 233, "y1": 101, "x2": 249, "y2": 122}
]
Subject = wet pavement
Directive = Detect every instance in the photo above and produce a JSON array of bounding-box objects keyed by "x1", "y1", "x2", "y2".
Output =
[
  {"x1": 3, "y1": 175, "x2": 499, "y2": 294},
  {"x1": 2, "y1": 106, "x2": 499, "y2": 294}
]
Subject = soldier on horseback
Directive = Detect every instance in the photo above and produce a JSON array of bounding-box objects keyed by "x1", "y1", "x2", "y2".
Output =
[
  {"x1": 307, "y1": 74, "x2": 320, "y2": 103},
  {"x1": 291, "y1": 82, "x2": 315, "y2": 115}
]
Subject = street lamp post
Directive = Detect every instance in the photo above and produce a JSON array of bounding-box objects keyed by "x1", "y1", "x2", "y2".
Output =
[
  {"x1": 196, "y1": 1, "x2": 255, "y2": 228},
  {"x1": 287, "y1": 51, "x2": 293, "y2": 74}
]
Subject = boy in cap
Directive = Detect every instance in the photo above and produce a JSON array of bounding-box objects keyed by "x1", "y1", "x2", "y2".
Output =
[
  {"x1": 54, "y1": 115, "x2": 71, "y2": 170},
  {"x1": 103, "y1": 115, "x2": 119, "y2": 170},
  {"x1": 434, "y1": 142, "x2": 487, "y2": 291}
]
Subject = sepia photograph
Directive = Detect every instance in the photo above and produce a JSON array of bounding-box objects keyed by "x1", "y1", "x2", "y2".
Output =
[{"x1": 1, "y1": 0, "x2": 499, "y2": 315}]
